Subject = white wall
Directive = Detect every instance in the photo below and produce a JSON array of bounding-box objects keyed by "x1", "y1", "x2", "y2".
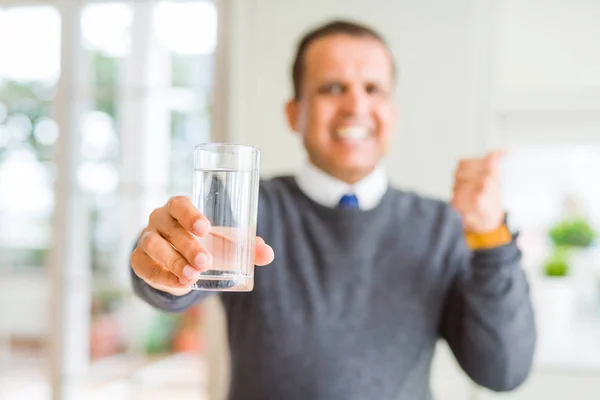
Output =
[
  {"x1": 492, "y1": 0, "x2": 600, "y2": 149},
  {"x1": 223, "y1": 0, "x2": 492, "y2": 200},
  {"x1": 495, "y1": 0, "x2": 600, "y2": 91}
]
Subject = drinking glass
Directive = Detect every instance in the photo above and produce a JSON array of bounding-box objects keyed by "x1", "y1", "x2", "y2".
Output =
[{"x1": 191, "y1": 143, "x2": 260, "y2": 291}]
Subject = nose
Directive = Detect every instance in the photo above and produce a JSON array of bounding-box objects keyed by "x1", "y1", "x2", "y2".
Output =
[{"x1": 340, "y1": 85, "x2": 369, "y2": 117}]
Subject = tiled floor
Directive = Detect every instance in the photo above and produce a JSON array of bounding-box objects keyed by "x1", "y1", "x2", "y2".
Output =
[{"x1": 0, "y1": 349, "x2": 208, "y2": 400}]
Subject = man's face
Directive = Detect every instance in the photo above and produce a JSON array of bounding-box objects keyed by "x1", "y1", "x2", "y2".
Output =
[{"x1": 286, "y1": 34, "x2": 397, "y2": 183}]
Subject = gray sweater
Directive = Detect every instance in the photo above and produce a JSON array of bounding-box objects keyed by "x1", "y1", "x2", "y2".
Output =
[{"x1": 131, "y1": 176, "x2": 536, "y2": 400}]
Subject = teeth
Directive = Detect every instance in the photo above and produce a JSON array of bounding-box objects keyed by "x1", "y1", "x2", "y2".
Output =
[{"x1": 336, "y1": 126, "x2": 369, "y2": 140}]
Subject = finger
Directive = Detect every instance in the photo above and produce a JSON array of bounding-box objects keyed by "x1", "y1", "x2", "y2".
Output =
[
  {"x1": 451, "y1": 196, "x2": 472, "y2": 213},
  {"x1": 453, "y1": 181, "x2": 483, "y2": 196},
  {"x1": 201, "y1": 229, "x2": 270, "y2": 266},
  {"x1": 453, "y1": 175, "x2": 500, "y2": 195},
  {"x1": 457, "y1": 158, "x2": 486, "y2": 170},
  {"x1": 131, "y1": 248, "x2": 187, "y2": 288},
  {"x1": 454, "y1": 168, "x2": 491, "y2": 182},
  {"x1": 454, "y1": 161, "x2": 486, "y2": 179},
  {"x1": 451, "y1": 191, "x2": 479, "y2": 211},
  {"x1": 152, "y1": 209, "x2": 213, "y2": 270},
  {"x1": 485, "y1": 149, "x2": 508, "y2": 173},
  {"x1": 166, "y1": 195, "x2": 211, "y2": 236},
  {"x1": 139, "y1": 230, "x2": 202, "y2": 283},
  {"x1": 486, "y1": 149, "x2": 508, "y2": 161},
  {"x1": 254, "y1": 239, "x2": 274, "y2": 266},
  {"x1": 453, "y1": 183, "x2": 483, "y2": 198}
]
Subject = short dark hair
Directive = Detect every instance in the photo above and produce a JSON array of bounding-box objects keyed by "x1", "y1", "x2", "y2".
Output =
[{"x1": 291, "y1": 19, "x2": 395, "y2": 100}]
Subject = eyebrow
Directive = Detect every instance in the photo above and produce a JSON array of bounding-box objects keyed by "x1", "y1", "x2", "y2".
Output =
[{"x1": 315, "y1": 78, "x2": 391, "y2": 89}]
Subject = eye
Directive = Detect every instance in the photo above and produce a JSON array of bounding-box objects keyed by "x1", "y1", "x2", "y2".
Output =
[
  {"x1": 365, "y1": 83, "x2": 383, "y2": 95},
  {"x1": 318, "y1": 83, "x2": 345, "y2": 95}
]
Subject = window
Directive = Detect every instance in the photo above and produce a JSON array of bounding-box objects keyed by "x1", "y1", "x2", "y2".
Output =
[
  {"x1": 1, "y1": 1, "x2": 218, "y2": 397},
  {"x1": 0, "y1": 5, "x2": 61, "y2": 270},
  {"x1": 503, "y1": 146, "x2": 600, "y2": 271},
  {"x1": 153, "y1": 0, "x2": 216, "y2": 194}
]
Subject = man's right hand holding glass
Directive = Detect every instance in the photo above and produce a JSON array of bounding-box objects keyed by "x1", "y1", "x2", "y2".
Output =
[{"x1": 131, "y1": 196, "x2": 275, "y2": 296}]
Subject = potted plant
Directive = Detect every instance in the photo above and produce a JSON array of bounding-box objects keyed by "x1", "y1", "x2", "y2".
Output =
[
  {"x1": 543, "y1": 246, "x2": 570, "y2": 277},
  {"x1": 538, "y1": 216, "x2": 598, "y2": 337},
  {"x1": 537, "y1": 246, "x2": 578, "y2": 346},
  {"x1": 549, "y1": 217, "x2": 598, "y2": 314},
  {"x1": 548, "y1": 217, "x2": 596, "y2": 249},
  {"x1": 545, "y1": 216, "x2": 597, "y2": 282}
]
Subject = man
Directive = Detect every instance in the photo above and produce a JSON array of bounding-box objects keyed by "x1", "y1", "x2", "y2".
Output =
[{"x1": 130, "y1": 20, "x2": 536, "y2": 400}]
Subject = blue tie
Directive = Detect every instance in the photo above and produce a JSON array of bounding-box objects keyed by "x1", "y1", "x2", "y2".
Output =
[{"x1": 338, "y1": 194, "x2": 359, "y2": 209}]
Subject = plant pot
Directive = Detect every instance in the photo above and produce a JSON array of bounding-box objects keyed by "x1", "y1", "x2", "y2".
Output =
[
  {"x1": 569, "y1": 246, "x2": 600, "y2": 316},
  {"x1": 535, "y1": 276, "x2": 576, "y2": 347}
]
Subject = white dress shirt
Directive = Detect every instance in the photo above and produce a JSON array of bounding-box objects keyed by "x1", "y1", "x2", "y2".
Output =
[{"x1": 294, "y1": 162, "x2": 389, "y2": 210}]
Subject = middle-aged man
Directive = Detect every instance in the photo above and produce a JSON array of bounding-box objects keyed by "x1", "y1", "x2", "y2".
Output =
[{"x1": 130, "y1": 20, "x2": 536, "y2": 400}]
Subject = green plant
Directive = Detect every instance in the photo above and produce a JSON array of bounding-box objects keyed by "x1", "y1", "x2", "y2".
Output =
[
  {"x1": 543, "y1": 247, "x2": 570, "y2": 277},
  {"x1": 144, "y1": 312, "x2": 183, "y2": 354},
  {"x1": 549, "y1": 217, "x2": 597, "y2": 248}
]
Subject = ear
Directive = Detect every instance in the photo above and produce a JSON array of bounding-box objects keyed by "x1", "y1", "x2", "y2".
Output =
[{"x1": 285, "y1": 99, "x2": 299, "y2": 133}]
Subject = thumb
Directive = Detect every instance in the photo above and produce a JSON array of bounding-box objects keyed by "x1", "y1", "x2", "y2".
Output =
[{"x1": 485, "y1": 149, "x2": 508, "y2": 171}]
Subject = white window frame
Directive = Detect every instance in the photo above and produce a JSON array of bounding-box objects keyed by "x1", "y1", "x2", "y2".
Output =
[{"x1": 0, "y1": 1, "x2": 230, "y2": 398}]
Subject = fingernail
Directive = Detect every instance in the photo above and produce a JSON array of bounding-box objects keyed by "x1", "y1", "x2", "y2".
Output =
[
  {"x1": 193, "y1": 219, "x2": 210, "y2": 235},
  {"x1": 183, "y1": 265, "x2": 199, "y2": 280},
  {"x1": 195, "y1": 253, "x2": 210, "y2": 269}
]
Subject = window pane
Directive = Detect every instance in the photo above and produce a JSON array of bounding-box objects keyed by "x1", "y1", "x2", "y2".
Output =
[
  {"x1": 0, "y1": 6, "x2": 61, "y2": 84},
  {"x1": 79, "y1": 2, "x2": 214, "y2": 397},
  {"x1": 171, "y1": 53, "x2": 215, "y2": 88},
  {"x1": 79, "y1": 4, "x2": 128, "y2": 367},
  {"x1": 169, "y1": 109, "x2": 212, "y2": 193},
  {"x1": 158, "y1": 0, "x2": 217, "y2": 196},
  {"x1": 153, "y1": 0, "x2": 217, "y2": 56},
  {"x1": 0, "y1": 5, "x2": 61, "y2": 397},
  {"x1": 0, "y1": 6, "x2": 61, "y2": 270},
  {"x1": 81, "y1": 2, "x2": 132, "y2": 58}
]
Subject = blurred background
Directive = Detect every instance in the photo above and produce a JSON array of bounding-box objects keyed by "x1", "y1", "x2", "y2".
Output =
[{"x1": 0, "y1": 0, "x2": 599, "y2": 399}]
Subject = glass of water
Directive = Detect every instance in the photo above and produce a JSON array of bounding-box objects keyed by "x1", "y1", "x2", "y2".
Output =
[{"x1": 191, "y1": 143, "x2": 260, "y2": 291}]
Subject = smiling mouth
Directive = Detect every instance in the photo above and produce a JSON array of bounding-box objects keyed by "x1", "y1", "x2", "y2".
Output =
[{"x1": 335, "y1": 125, "x2": 371, "y2": 142}]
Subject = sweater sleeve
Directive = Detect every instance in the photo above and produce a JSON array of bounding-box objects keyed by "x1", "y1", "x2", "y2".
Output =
[{"x1": 440, "y1": 228, "x2": 537, "y2": 392}]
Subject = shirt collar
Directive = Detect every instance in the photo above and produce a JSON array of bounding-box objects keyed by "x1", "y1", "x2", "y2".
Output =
[{"x1": 294, "y1": 162, "x2": 388, "y2": 210}]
